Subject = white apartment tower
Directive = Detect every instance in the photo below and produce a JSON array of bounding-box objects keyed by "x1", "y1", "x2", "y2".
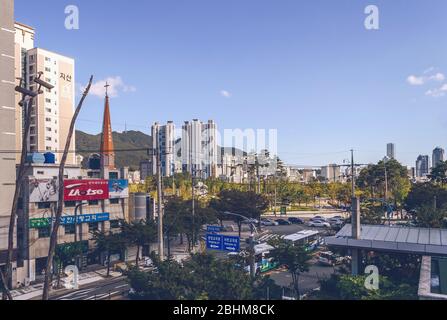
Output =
[
  {"x1": 14, "y1": 23, "x2": 76, "y2": 165},
  {"x1": 152, "y1": 121, "x2": 176, "y2": 177},
  {"x1": 182, "y1": 119, "x2": 218, "y2": 179}
]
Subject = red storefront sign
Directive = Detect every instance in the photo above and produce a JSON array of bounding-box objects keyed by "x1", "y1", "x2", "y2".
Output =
[{"x1": 64, "y1": 180, "x2": 109, "y2": 201}]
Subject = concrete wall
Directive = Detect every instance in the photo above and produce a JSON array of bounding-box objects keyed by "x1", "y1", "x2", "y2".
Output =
[{"x1": 0, "y1": 0, "x2": 17, "y2": 262}]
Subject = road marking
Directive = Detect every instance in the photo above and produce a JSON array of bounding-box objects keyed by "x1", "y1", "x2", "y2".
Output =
[{"x1": 115, "y1": 284, "x2": 128, "y2": 289}]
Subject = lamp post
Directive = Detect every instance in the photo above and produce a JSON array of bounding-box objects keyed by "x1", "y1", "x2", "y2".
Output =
[
  {"x1": 74, "y1": 201, "x2": 87, "y2": 269},
  {"x1": 224, "y1": 211, "x2": 258, "y2": 278}
]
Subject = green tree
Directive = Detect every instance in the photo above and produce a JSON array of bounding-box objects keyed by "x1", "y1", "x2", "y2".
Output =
[
  {"x1": 91, "y1": 231, "x2": 127, "y2": 277},
  {"x1": 210, "y1": 190, "x2": 269, "y2": 237},
  {"x1": 127, "y1": 252, "x2": 257, "y2": 300},
  {"x1": 268, "y1": 238, "x2": 312, "y2": 299},
  {"x1": 121, "y1": 220, "x2": 158, "y2": 267},
  {"x1": 430, "y1": 160, "x2": 447, "y2": 185},
  {"x1": 413, "y1": 205, "x2": 447, "y2": 228},
  {"x1": 54, "y1": 242, "x2": 84, "y2": 288}
]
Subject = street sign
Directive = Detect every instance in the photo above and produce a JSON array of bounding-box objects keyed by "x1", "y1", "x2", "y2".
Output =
[
  {"x1": 222, "y1": 236, "x2": 240, "y2": 252},
  {"x1": 206, "y1": 234, "x2": 223, "y2": 251},
  {"x1": 207, "y1": 225, "x2": 223, "y2": 233}
]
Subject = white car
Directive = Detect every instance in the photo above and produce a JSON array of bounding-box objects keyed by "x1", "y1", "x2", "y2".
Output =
[
  {"x1": 307, "y1": 220, "x2": 331, "y2": 228},
  {"x1": 261, "y1": 219, "x2": 279, "y2": 226}
]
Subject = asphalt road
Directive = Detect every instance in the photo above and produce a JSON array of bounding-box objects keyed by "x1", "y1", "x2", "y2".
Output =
[{"x1": 52, "y1": 276, "x2": 129, "y2": 300}]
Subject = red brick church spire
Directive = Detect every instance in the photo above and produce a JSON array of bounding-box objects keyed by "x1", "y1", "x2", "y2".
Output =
[{"x1": 100, "y1": 82, "x2": 115, "y2": 169}]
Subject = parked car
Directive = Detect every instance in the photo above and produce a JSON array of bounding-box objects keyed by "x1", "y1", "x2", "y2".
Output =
[
  {"x1": 307, "y1": 220, "x2": 331, "y2": 228},
  {"x1": 276, "y1": 219, "x2": 292, "y2": 226},
  {"x1": 242, "y1": 218, "x2": 259, "y2": 225},
  {"x1": 328, "y1": 217, "x2": 344, "y2": 224},
  {"x1": 312, "y1": 216, "x2": 328, "y2": 222},
  {"x1": 318, "y1": 251, "x2": 348, "y2": 266},
  {"x1": 261, "y1": 219, "x2": 279, "y2": 226},
  {"x1": 288, "y1": 217, "x2": 304, "y2": 224}
]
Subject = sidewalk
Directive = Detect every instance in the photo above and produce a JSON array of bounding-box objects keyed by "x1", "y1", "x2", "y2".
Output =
[{"x1": 11, "y1": 266, "x2": 122, "y2": 300}]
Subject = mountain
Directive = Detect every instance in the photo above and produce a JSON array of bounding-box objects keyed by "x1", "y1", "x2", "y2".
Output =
[
  {"x1": 75, "y1": 130, "x2": 247, "y2": 171},
  {"x1": 75, "y1": 130, "x2": 152, "y2": 171}
]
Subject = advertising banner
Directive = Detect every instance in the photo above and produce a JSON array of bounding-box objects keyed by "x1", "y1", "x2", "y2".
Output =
[
  {"x1": 108, "y1": 179, "x2": 129, "y2": 199},
  {"x1": 29, "y1": 178, "x2": 58, "y2": 203},
  {"x1": 64, "y1": 180, "x2": 109, "y2": 201},
  {"x1": 29, "y1": 213, "x2": 110, "y2": 229}
]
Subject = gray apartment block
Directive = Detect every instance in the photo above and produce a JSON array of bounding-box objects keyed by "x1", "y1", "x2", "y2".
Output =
[{"x1": 0, "y1": 0, "x2": 17, "y2": 265}]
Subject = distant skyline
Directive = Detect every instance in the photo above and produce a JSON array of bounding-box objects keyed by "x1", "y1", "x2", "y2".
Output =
[{"x1": 14, "y1": 0, "x2": 447, "y2": 167}]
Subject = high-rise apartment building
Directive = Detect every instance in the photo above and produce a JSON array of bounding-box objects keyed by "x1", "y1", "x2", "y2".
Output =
[
  {"x1": 416, "y1": 155, "x2": 430, "y2": 178},
  {"x1": 14, "y1": 22, "x2": 34, "y2": 163},
  {"x1": 152, "y1": 121, "x2": 176, "y2": 177},
  {"x1": 321, "y1": 164, "x2": 341, "y2": 183},
  {"x1": 432, "y1": 147, "x2": 445, "y2": 168},
  {"x1": 387, "y1": 143, "x2": 395, "y2": 160},
  {"x1": 182, "y1": 119, "x2": 218, "y2": 179},
  {"x1": 0, "y1": 0, "x2": 17, "y2": 272},
  {"x1": 14, "y1": 23, "x2": 76, "y2": 165}
]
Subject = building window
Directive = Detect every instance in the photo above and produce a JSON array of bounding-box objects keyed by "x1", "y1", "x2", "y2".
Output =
[
  {"x1": 109, "y1": 172, "x2": 119, "y2": 179},
  {"x1": 45, "y1": 57, "x2": 51, "y2": 62},
  {"x1": 46, "y1": 147, "x2": 52, "y2": 151},
  {"x1": 45, "y1": 67, "x2": 51, "y2": 72},
  {"x1": 46, "y1": 127, "x2": 52, "y2": 132},
  {"x1": 64, "y1": 201, "x2": 76, "y2": 208},
  {"x1": 64, "y1": 224, "x2": 75, "y2": 235},
  {"x1": 37, "y1": 202, "x2": 52, "y2": 209},
  {"x1": 45, "y1": 108, "x2": 52, "y2": 113},
  {"x1": 45, "y1": 98, "x2": 51, "y2": 103},
  {"x1": 110, "y1": 199, "x2": 120, "y2": 205},
  {"x1": 46, "y1": 137, "x2": 52, "y2": 142},
  {"x1": 89, "y1": 222, "x2": 99, "y2": 233},
  {"x1": 88, "y1": 200, "x2": 99, "y2": 206},
  {"x1": 46, "y1": 118, "x2": 51, "y2": 122},
  {"x1": 38, "y1": 226, "x2": 51, "y2": 238}
]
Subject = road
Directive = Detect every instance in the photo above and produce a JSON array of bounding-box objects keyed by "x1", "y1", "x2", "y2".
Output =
[{"x1": 51, "y1": 276, "x2": 129, "y2": 300}]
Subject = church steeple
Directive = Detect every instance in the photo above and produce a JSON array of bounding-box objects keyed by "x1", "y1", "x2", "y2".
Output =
[{"x1": 100, "y1": 82, "x2": 115, "y2": 170}]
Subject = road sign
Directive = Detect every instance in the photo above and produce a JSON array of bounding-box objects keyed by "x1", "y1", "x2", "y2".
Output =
[
  {"x1": 207, "y1": 225, "x2": 223, "y2": 233},
  {"x1": 206, "y1": 234, "x2": 223, "y2": 251},
  {"x1": 223, "y1": 236, "x2": 240, "y2": 252}
]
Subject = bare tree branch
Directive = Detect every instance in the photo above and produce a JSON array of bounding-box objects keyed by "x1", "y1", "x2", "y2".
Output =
[{"x1": 42, "y1": 76, "x2": 93, "y2": 300}]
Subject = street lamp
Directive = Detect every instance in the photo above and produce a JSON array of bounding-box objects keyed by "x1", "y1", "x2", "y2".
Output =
[
  {"x1": 74, "y1": 201, "x2": 87, "y2": 269},
  {"x1": 224, "y1": 211, "x2": 258, "y2": 278}
]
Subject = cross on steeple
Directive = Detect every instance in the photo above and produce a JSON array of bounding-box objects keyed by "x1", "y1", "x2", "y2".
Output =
[{"x1": 105, "y1": 82, "x2": 110, "y2": 97}]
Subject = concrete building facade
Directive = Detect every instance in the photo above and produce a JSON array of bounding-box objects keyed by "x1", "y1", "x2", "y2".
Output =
[
  {"x1": 416, "y1": 155, "x2": 430, "y2": 178},
  {"x1": 433, "y1": 147, "x2": 445, "y2": 168},
  {"x1": 181, "y1": 119, "x2": 218, "y2": 179},
  {"x1": 387, "y1": 143, "x2": 396, "y2": 160},
  {"x1": 152, "y1": 121, "x2": 176, "y2": 177},
  {"x1": 0, "y1": 0, "x2": 17, "y2": 271}
]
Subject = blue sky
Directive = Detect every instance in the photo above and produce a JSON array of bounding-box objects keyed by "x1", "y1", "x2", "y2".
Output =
[{"x1": 14, "y1": 0, "x2": 447, "y2": 167}]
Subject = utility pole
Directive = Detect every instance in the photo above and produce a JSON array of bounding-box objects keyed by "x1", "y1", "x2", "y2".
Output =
[
  {"x1": 351, "y1": 149, "x2": 355, "y2": 198},
  {"x1": 350, "y1": 149, "x2": 361, "y2": 276},
  {"x1": 156, "y1": 135, "x2": 164, "y2": 260}
]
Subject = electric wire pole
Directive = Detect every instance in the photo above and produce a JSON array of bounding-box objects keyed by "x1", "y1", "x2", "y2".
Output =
[{"x1": 155, "y1": 135, "x2": 164, "y2": 260}]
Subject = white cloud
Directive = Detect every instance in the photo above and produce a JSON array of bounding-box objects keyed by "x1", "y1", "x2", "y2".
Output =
[
  {"x1": 425, "y1": 83, "x2": 447, "y2": 98},
  {"x1": 407, "y1": 75, "x2": 425, "y2": 86},
  {"x1": 220, "y1": 90, "x2": 232, "y2": 98},
  {"x1": 407, "y1": 71, "x2": 445, "y2": 86},
  {"x1": 82, "y1": 76, "x2": 136, "y2": 98}
]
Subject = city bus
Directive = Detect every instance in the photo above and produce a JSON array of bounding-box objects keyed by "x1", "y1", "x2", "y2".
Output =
[
  {"x1": 283, "y1": 230, "x2": 322, "y2": 252},
  {"x1": 228, "y1": 243, "x2": 280, "y2": 274}
]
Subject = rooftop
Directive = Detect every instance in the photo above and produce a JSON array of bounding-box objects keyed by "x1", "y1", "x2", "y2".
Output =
[{"x1": 326, "y1": 224, "x2": 447, "y2": 256}]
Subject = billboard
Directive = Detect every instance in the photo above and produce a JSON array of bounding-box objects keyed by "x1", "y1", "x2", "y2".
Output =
[
  {"x1": 64, "y1": 180, "x2": 109, "y2": 201},
  {"x1": 29, "y1": 213, "x2": 110, "y2": 229},
  {"x1": 29, "y1": 178, "x2": 58, "y2": 203},
  {"x1": 108, "y1": 180, "x2": 129, "y2": 199}
]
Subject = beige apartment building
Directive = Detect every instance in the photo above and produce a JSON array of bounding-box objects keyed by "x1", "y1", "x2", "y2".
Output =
[
  {"x1": 0, "y1": 0, "x2": 17, "y2": 276},
  {"x1": 14, "y1": 23, "x2": 76, "y2": 165}
]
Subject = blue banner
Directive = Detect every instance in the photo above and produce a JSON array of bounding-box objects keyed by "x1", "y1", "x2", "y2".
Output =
[
  {"x1": 223, "y1": 236, "x2": 240, "y2": 252},
  {"x1": 206, "y1": 234, "x2": 223, "y2": 251},
  {"x1": 207, "y1": 225, "x2": 223, "y2": 233}
]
